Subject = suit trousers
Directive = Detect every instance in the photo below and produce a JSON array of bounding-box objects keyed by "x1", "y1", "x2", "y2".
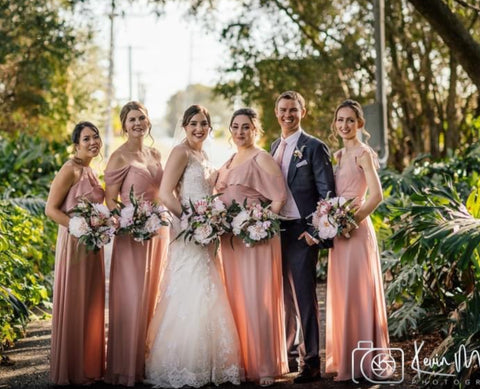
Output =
[{"x1": 280, "y1": 219, "x2": 320, "y2": 370}]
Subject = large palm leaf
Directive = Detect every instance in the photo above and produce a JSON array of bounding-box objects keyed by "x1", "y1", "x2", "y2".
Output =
[{"x1": 1, "y1": 197, "x2": 46, "y2": 217}]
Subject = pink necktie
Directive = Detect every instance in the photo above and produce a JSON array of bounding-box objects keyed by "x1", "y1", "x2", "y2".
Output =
[{"x1": 274, "y1": 140, "x2": 287, "y2": 166}]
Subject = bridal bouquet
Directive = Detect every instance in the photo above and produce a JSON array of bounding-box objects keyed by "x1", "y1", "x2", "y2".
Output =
[
  {"x1": 115, "y1": 187, "x2": 169, "y2": 242},
  {"x1": 311, "y1": 196, "x2": 357, "y2": 240},
  {"x1": 68, "y1": 199, "x2": 116, "y2": 252},
  {"x1": 177, "y1": 194, "x2": 229, "y2": 247},
  {"x1": 228, "y1": 200, "x2": 281, "y2": 247}
]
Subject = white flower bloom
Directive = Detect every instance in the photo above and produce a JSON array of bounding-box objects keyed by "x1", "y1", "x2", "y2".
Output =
[
  {"x1": 140, "y1": 201, "x2": 153, "y2": 216},
  {"x1": 247, "y1": 221, "x2": 268, "y2": 241},
  {"x1": 232, "y1": 211, "x2": 249, "y2": 235},
  {"x1": 317, "y1": 215, "x2": 338, "y2": 240},
  {"x1": 193, "y1": 223, "x2": 214, "y2": 245},
  {"x1": 119, "y1": 205, "x2": 135, "y2": 228},
  {"x1": 69, "y1": 216, "x2": 91, "y2": 237},
  {"x1": 92, "y1": 203, "x2": 110, "y2": 218},
  {"x1": 212, "y1": 198, "x2": 226, "y2": 213},
  {"x1": 145, "y1": 214, "x2": 162, "y2": 234}
]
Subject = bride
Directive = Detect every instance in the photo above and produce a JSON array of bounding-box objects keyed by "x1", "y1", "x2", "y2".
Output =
[{"x1": 144, "y1": 105, "x2": 243, "y2": 388}]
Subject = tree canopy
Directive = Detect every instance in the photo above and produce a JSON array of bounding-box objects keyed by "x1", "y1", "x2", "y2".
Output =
[
  {"x1": 0, "y1": 0, "x2": 106, "y2": 139},
  {"x1": 148, "y1": 0, "x2": 480, "y2": 168}
]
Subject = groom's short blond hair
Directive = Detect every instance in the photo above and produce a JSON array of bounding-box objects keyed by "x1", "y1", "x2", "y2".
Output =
[{"x1": 275, "y1": 91, "x2": 306, "y2": 110}]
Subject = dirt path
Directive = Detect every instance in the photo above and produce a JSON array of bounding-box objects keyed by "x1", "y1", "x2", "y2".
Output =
[{"x1": 0, "y1": 282, "x2": 423, "y2": 389}]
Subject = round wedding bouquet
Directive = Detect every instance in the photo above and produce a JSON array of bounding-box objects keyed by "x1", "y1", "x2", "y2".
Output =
[
  {"x1": 115, "y1": 186, "x2": 169, "y2": 242},
  {"x1": 68, "y1": 199, "x2": 116, "y2": 251},
  {"x1": 228, "y1": 199, "x2": 281, "y2": 247},
  {"x1": 311, "y1": 196, "x2": 357, "y2": 240},
  {"x1": 176, "y1": 194, "x2": 229, "y2": 249}
]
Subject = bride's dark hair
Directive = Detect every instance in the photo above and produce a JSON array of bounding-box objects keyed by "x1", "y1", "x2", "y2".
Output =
[{"x1": 182, "y1": 105, "x2": 212, "y2": 129}]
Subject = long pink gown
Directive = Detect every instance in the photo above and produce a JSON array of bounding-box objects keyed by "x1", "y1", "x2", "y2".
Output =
[
  {"x1": 104, "y1": 163, "x2": 169, "y2": 387},
  {"x1": 50, "y1": 162, "x2": 105, "y2": 385},
  {"x1": 325, "y1": 145, "x2": 390, "y2": 381},
  {"x1": 216, "y1": 150, "x2": 289, "y2": 381}
]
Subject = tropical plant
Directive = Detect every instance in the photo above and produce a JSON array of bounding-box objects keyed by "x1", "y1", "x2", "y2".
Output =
[
  {"x1": 0, "y1": 201, "x2": 55, "y2": 350},
  {"x1": 0, "y1": 133, "x2": 65, "y2": 353},
  {"x1": 381, "y1": 179, "x2": 480, "y2": 338},
  {"x1": 0, "y1": 133, "x2": 69, "y2": 198}
]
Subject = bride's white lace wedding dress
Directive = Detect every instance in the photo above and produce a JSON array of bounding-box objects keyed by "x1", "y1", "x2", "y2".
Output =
[{"x1": 144, "y1": 153, "x2": 243, "y2": 388}]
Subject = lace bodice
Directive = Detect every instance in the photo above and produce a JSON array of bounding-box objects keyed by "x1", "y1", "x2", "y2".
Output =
[{"x1": 177, "y1": 153, "x2": 215, "y2": 204}]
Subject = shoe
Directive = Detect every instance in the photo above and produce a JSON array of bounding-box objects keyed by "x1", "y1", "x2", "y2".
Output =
[
  {"x1": 259, "y1": 376, "x2": 275, "y2": 387},
  {"x1": 293, "y1": 366, "x2": 321, "y2": 384},
  {"x1": 288, "y1": 349, "x2": 299, "y2": 357}
]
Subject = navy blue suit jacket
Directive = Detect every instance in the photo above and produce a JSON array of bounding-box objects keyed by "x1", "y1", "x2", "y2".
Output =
[{"x1": 271, "y1": 131, "x2": 335, "y2": 247}]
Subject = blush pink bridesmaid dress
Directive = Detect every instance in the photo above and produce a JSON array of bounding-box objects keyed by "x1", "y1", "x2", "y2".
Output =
[
  {"x1": 104, "y1": 163, "x2": 169, "y2": 387},
  {"x1": 50, "y1": 162, "x2": 106, "y2": 385},
  {"x1": 325, "y1": 145, "x2": 390, "y2": 381},
  {"x1": 216, "y1": 150, "x2": 289, "y2": 382}
]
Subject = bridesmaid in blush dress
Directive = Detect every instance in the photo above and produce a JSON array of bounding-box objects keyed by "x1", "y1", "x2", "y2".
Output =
[
  {"x1": 325, "y1": 100, "x2": 390, "y2": 382},
  {"x1": 104, "y1": 101, "x2": 169, "y2": 386},
  {"x1": 46, "y1": 122, "x2": 105, "y2": 385},
  {"x1": 216, "y1": 108, "x2": 289, "y2": 387}
]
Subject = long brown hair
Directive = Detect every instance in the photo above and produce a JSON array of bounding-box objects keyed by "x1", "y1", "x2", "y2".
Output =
[{"x1": 329, "y1": 99, "x2": 370, "y2": 146}]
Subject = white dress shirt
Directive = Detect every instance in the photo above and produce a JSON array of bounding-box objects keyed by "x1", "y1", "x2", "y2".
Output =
[{"x1": 274, "y1": 129, "x2": 302, "y2": 219}]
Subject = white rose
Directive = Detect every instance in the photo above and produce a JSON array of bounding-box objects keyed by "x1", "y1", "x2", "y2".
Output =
[
  {"x1": 69, "y1": 216, "x2": 91, "y2": 237},
  {"x1": 212, "y1": 198, "x2": 226, "y2": 213},
  {"x1": 247, "y1": 221, "x2": 268, "y2": 241},
  {"x1": 119, "y1": 205, "x2": 135, "y2": 228},
  {"x1": 193, "y1": 223, "x2": 214, "y2": 245},
  {"x1": 317, "y1": 215, "x2": 338, "y2": 240},
  {"x1": 232, "y1": 210, "x2": 249, "y2": 235},
  {"x1": 92, "y1": 203, "x2": 110, "y2": 218},
  {"x1": 145, "y1": 214, "x2": 162, "y2": 234}
]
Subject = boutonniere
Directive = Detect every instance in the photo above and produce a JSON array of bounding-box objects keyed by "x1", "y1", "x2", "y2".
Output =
[{"x1": 293, "y1": 145, "x2": 306, "y2": 160}]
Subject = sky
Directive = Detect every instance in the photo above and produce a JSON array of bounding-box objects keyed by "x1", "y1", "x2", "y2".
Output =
[{"x1": 94, "y1": 1, "x2": 230, "y2": 121}]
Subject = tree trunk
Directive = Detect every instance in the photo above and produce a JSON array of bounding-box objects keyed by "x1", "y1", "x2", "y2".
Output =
[
  {"x1": 445, "y1": 54, "x2": 459, "y2": 153},
  {"x1": 408, "y1": 0, "x2": 480, "y2": 91}
]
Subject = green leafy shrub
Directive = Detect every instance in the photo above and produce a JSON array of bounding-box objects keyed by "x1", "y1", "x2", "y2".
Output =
[
  {"x1": 0, "y1": 133, "x2": 65, "y2": 350},
  {"x1": 0, "y1": 201, "x2": 56, "y2": 348},
  {"x1": 0, "y1": 132, "x2": 69, "y2": 198}
]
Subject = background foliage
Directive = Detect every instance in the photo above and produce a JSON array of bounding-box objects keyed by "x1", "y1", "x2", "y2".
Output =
[
  {"x1": 0, "y1": 134, "x2": 66, "y2": 350},
  {"x1": 151, "y1": 0, "x2": 480, "y2": 169},
  {"x1": 0, "y1": 0, "x2": 106, "y2": 140}
]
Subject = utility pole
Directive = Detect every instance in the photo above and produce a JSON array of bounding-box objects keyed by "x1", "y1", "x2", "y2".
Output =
[
  {"x1": 364, "y1": 0, "x2": 388, "y2": 167},
  {"x1": 128, "y1": 45, "x2": 132, "y2": 100},
  {"x1": 374, "y1": 0, "x2": 388, "y2": 167},
  {"x1": 104, "y1": 0, "x2": 115, "y2": 159}
]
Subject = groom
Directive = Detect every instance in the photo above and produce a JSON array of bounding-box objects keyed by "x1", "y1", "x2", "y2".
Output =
[{"x1": 271, "y1": 90, "x2": 335, "y2": 383}]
